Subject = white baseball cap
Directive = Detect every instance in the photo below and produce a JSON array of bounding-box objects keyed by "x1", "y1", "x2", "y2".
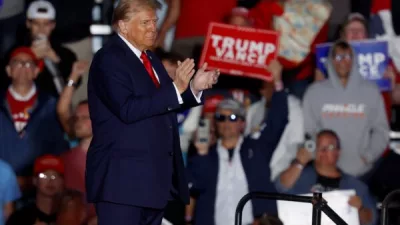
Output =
[{"x1": 27, "y1": 0, "x2": 56, "y2": 20}]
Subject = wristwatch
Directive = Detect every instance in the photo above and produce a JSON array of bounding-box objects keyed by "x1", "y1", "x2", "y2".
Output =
[
  {"x1": 67, "y1": 79, "x2": 75, "y2": 87},
  {"x1": 66, "y1": 77, "x2": 82, "y2": 88},
  {"x1": 291, "y1": 158, "x2": 304, "y2": 170}
]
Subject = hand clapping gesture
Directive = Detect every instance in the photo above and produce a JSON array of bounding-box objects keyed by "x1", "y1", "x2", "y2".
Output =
[
  {"x1": 173, "y1": 59, "x2": 196, "y2": 94},
  {"x1": 191, "y1": 62, "x2": 220, "y2": 94},
  {"x1": 173, "y1": 60, "x2": 219, "y2": 94}
]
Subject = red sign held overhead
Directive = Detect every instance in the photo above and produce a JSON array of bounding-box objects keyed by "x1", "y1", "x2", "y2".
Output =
[{"x1": 200, "y1": 22, "x2": 279, "y2": 81}]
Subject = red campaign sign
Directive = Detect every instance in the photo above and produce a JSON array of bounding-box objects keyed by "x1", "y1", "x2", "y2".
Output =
[{"x1": 199, "y1": 22, "x2": 279, "y2": 81}]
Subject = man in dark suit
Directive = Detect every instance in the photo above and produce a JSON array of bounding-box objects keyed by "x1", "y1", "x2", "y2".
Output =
[{"x1": 85, "y1": 0, "x2": 219, "y2": 224}]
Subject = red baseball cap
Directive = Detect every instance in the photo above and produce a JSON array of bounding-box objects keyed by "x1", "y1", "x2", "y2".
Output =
[
  {"x1": 10, "y1": 47, "x2": 38, "y2": 63},
  {"x1": 9, "y1": 47, "x2": 44, "y2": 70},
  {"x1": 34, "y1": 154, "x2": 65, "y2": 175}
]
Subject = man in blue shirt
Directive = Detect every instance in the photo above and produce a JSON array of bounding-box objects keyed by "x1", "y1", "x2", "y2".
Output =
[
  {"x1": 0, "y1": 159, "x2": 21, "y2": 225},
  {"x1": 275, "y1": 129, "x2": 377, "y2": 225}
]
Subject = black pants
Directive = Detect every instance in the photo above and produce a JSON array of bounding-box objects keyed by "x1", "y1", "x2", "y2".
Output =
[
  {"x1": 96, "y1": 201, "x2": 164, "y2": 225},
  {"x1": 164, "y1": 200, "x2": 185, "y2": 225}
]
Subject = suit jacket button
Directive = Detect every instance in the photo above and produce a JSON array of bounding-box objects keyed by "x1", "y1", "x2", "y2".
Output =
[
  {"x1": 167, "y1": 107, "x2": 172, "y2": 111},
  {"x1": 169, "y1": 152, "x2": 174, "y2": 156},
  {"x1": 169, "y1": 125, "x2": 173, "y2": 129}
]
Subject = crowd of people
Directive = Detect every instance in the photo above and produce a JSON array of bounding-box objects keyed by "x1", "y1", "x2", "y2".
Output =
[{"x1": 0, "y1": 0, "x2": 400, "y2": 225}]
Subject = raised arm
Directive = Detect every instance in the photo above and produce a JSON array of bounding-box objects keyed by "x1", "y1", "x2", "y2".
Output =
[
  {"x1": 255, "y1": 89, "x2": 288, "y2": 149},
  {"x1": 57, "y1": 61, "x2": 88, "y2": 136},
  {"x1": 254, "y1": 60, "x2": 288, "y2": 150},
  {"x1": 275, "y1": 148, "x2": 313, "y2": 192}
]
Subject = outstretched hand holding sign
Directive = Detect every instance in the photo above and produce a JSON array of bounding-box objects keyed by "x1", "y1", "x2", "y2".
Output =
[
  {"x1": 200, "y1": 22, "x2": 279, "y2": 81},
  {"x1": 266, "y1": 59, "x2": 283, "y2": 82}
]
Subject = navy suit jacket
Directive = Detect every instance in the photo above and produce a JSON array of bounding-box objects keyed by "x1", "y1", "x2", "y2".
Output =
[
  {"x1": 86, "y1": 35, "x2": 201, "y2": 209},
  {"x1": 187, "y1": 91, "x2": 288, "y2": 225}
]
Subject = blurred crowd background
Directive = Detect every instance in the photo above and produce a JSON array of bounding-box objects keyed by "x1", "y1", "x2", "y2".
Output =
[{"x1": 1, "y1": 0, "x2": 400, "y2": 225}]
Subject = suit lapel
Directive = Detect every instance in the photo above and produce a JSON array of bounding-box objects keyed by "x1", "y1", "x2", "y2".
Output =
[
  {"x1": 146, "y1": 50, "x2": 172, "y2": 86},
  {"x1": 113, "y1": 35, "x2": 172, "y2": 88},
  {"x1": 113, "y1": 36, "x2": 178, "y2": 123},
  {"x1": 113, "y1": 35, "x2": 159, "y2": 89}
]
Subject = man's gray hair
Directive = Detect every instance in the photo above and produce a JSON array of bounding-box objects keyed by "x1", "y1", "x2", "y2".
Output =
[
  {"x1": 112, "y1": 0, "x2": 162, "y2": 30},
  {"x1": 216, "y1": 99, "x2": 246, "y2": 118}
]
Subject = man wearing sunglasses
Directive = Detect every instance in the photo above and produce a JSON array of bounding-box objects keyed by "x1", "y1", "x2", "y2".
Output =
[
  {"x1": 187, "y1": 61, "x2": 288, "y2": 225},
  {"x1": 275, "y1": 130, "x2": 377, "y2": 225},
  {"x1": 303, "y1": 40, "x2": 389, "y2": 179}
]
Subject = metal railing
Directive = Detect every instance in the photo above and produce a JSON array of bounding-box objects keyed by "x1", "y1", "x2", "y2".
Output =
[
  {"x1": 381, "y1": 189, "x2": 400, "y2": 225},
  {"x1": 234, "y1": 192, "x2": 348, "y2": 225}
]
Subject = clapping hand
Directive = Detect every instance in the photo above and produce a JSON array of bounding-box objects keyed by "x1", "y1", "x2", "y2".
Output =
[
  {"x1": 174, "y1": 59, "x2": 196, "y2": 94},
  {"x1": 191, "y1": 62, "x2": 220, "y2": 95}
]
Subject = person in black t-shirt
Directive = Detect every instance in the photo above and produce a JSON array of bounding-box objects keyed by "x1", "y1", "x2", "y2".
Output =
[
  {"x1": 6, "y1": 155, "x2": 65, "y2": 225},
  {"x1": 55, "y1": 189, "x2": 87, "y2": 225},
  {"x1": 275, "y1": 130, "x2": 377, "y2": 225}
]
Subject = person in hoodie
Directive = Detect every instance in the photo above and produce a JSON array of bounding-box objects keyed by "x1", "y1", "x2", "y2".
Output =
[{"x1": 302, "y1": 40, "x2": 389, "y2": 178}]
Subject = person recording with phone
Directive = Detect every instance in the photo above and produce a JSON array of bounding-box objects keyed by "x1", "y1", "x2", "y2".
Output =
[
  {"x1": 275, "y1": 130, "x2": 377, "y2": 225},
  {"x1": 186, "y1": 60, "x2": 288, "y2": 225},
  {"x1": 3, "y1": 0, "x2": 77, "y2": 97}
]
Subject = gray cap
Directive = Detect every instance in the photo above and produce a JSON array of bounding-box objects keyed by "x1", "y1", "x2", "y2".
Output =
[{"x1": 216, "y1": 99, "x2": 246, "y2": 118}]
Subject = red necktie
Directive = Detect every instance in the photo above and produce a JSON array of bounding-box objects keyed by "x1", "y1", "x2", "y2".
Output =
[{"x1": 140, "y1": 51, "x2": 160, "y2": 88}]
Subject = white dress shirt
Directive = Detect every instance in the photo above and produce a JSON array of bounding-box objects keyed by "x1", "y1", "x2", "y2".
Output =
[
  {"x1": 215, "y1": 136, "x2": 253, "y2": 225},
  {"x1": 118, "y1": 34, "x2": 202, "y2": 104}
]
